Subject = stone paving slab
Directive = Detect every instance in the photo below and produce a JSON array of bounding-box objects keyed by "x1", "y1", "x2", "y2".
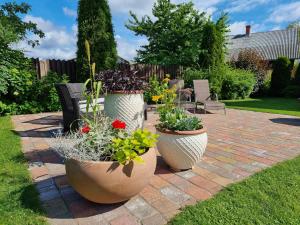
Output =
[{"x1": 11, "y1": 109, "x2": 300, "y2": 225}]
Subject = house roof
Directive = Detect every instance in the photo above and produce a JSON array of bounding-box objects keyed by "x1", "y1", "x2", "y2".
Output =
[{"x1": 227, "y1": 28, "x2": 300, "y2": 61}]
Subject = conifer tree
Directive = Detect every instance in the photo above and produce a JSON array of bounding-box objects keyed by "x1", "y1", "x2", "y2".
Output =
[{"x1": 76, "y1": 0, "x2": 117, "y2": 81}]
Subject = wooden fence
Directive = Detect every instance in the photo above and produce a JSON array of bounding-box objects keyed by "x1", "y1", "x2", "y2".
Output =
[
  {"x1": 32, "y1": 58, "x2": 77, "y2": 82},
  {"x1": 32, "y1": 58, "x2": 183, "y2": 82}
]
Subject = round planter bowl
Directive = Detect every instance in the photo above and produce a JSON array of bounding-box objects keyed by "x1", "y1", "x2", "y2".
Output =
[
  {"x1": 65, "y1": 148, "x2": 157, "y2": 204},
  {"x1": 104, "y1": 92, "x2": 145, "y2": 133},
  {"x1": 156, "y1": 128, "x2": 208, "y2": 170}
]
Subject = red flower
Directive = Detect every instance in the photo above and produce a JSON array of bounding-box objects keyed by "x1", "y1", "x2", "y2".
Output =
[
  {"x1": 81, "y1": 124, "x2": 91, "y2": 134},
  {"x1": 112, "y1": 119, "x2": 126, "y2": 129}
]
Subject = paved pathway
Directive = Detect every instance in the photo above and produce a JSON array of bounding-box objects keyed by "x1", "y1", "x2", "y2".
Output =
[{"x1": 12, "y1": 109, "x2": 300, "y2": 225}]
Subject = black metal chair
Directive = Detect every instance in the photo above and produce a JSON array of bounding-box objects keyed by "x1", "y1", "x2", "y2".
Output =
[{"x1": 55, "y1": 83, "x2": 83, "y2": 132}]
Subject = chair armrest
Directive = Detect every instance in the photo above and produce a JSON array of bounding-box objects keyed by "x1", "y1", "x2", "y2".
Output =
[
  {"x1": 179, "y1": 88, "x2": 193, "y2": 102},
  {"x1": 210, "y1": 93, "x2": 218, "y2": 101}
]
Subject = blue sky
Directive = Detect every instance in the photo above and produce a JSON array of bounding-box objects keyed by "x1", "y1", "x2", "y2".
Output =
[{"x1": 5, "y1": 0, "x2": 300, "y2": 60}]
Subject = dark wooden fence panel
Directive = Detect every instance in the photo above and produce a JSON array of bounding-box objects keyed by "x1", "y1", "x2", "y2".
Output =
[{"x1": 32, "y1": 58, "x2": 183, "y2": 82}]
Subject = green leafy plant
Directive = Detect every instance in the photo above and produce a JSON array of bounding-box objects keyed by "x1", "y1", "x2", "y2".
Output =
[
  {"x1": 112, "y1": 129, "x2": 158, "y2": 164},
  {"x1": 156, "y1": 84, "x2": 203, "y2": 131},
  {"x1": 158, "y1": 107, "x2": 202, "y2": 131}
]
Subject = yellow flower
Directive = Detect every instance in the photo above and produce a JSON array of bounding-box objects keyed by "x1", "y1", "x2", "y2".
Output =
[
  {"x1": 165, "y1": 74, "x2": 171, "y2": 78},
  {"x1": 152, "y1": 95, "x2": 162, "y2": 102},
  {"x1": 162, "y1": 77, "x2": 170, "y2": 83}
]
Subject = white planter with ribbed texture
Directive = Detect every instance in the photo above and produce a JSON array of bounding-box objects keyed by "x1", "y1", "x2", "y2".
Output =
[
  {"x1": 104, "y1": 92, "x2": 145, "y2": 133},
  {"x1": 156, "y1": 128, "x2": 207, "y2": 170}
]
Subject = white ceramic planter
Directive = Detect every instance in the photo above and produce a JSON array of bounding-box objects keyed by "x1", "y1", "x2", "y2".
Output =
[
  {"x1": 156, "y1": 128, "x2": 208, "y2": 170},
  {"x1": 104, "y1": 92, "x2": 145, "y2": 133}
]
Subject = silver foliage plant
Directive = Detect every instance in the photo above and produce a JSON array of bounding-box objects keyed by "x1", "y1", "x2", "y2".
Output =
[{"x1": 53, "y1": 112, "x2": 116, "y2": 161}]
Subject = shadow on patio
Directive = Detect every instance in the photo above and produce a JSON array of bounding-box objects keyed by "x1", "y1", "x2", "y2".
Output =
[{"x1": 270, "y1": 118, "x2": 300, "y2": 127}]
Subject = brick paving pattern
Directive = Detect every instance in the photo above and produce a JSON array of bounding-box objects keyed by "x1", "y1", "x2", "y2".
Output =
[{"x1": 12, "y1": 109, "x2": 300, "y2": 225}]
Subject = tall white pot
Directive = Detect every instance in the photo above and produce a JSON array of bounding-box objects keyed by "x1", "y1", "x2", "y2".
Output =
[
  {"x1": 156, "y1": 128, "x2": 208, "y2": 170},
  {"x1": 104, "y1": 92, "x2": 145, "y2": 133}
]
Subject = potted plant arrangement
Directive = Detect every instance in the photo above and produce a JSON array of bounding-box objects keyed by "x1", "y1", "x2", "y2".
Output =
[
  {"x1": 53, "y1": 41, "x2": 158, "y2": 204},
  {"x1": 155, "y1": 87, "x2": 207, "y2": 171},
  {"x1": 96, "y1": 69, "x2": 148, "y2": 133}
]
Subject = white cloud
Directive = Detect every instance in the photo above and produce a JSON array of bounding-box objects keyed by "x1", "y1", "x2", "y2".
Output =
[
  {"x1": 109, "y1": 0, "x2": 221, "y2": 17},
  {"x1": 268, "y1": 2, "x2": 300, "y2": 23},
  {"x1": 109, "y1": 0, "x2": 155, "y2": 17},
  {"x1": 115, "y1": 35, "x2": 148, "y2": 60},
  {"x1": 226, "y1": 0, "x2": 270, "y2": 13},
  {"x1": 63, "y1": 7, "x2": 77, "y2": 17},
  {"x1": 15, "y1": 15, "x2": 77, "y2": 60},
  {"x1": 229, "y1": 21, "x2": 248, "y2": 35},
  {"x1": 228, "y1": 21, "x2": 263, "y2": 35}
]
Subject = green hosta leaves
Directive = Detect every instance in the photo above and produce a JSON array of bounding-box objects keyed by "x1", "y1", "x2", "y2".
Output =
[
  {"x1": 159, "y1": 107, "x2": 202, "y2": 131},
  {"x1": 112, "y1": 129, "x2": 158, "y2": 165}
]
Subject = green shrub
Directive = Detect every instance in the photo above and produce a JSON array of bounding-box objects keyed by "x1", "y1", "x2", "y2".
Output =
[
  {"x1": 231, "y1": 49, "x2": 269, "y2": 96},
  {"x1": 0, "y1": 71, "x2": 68, "y2": 116},
  {"x1": 220, "y1": 67, "x2": 256, "y2": 100},
  {"x1": 294, "y1": 62, "x2": 300, "y2": 85},
  {"x1": 32, "y1": 72, "x2": 68, "y2": 112},
  {"x1": 182, "y1": 65, "x2": 255, "y2": 100},
  {"x1": 282, "y1": 85, "x2": 300, "y2": 98},
  {"x1": 183, "y1": 68, "x2": 208, "y2": 88},
  {"x1": 270, "y1": 57, "x2": 292, "y2": 96}
]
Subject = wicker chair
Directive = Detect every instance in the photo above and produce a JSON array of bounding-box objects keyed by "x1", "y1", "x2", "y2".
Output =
[
  {"x1": 55, "y1": 83, "x2": 84, "y2": 132},
  {"x1": 193, "y1": 80, "x2": 226, "y2": 114}
]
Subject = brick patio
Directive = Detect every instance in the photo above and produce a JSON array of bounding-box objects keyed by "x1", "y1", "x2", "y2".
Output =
[{"x1": 12, "y1": 109, "x2": 300, "y2": 225}]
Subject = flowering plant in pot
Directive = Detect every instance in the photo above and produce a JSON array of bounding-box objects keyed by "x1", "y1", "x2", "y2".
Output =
[
  {"x1": 155, "y1": 87, "x2": 207, "y2": 171},
  {"x1": 96, "y1": 68, "x2": 148, "y2": 133},
  {"x1": 53, "y1": 41, "x2": 158, "y2": 204}
]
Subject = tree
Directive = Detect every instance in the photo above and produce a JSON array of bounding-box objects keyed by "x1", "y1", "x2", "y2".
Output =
[
  {"x1": 76, "y1": 0, "x2": 117, "y2": 82},
  {"x1": 126, "y1": 0, "x2": 207, "y2": 67},
  {"x1": 287, "y1": 21, "x2": 300, "y2": 29},
  {"x1": 0, "y1": 2, "x2": 44, "y2": 99},
  {"x1": 199, "y1": 13, "x2": 229, "y2": 69},
  {"x1": 270, "y1": 57, "x2": 292, "y2": 96},
  {"x1": 0, "y1": 2, "x2": 44, "y2": 47}
]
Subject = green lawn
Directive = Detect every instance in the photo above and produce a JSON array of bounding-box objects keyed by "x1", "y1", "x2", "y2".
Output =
[
  {"x1": 0, "y1": 117, "x2": 47, "y2": 225},
  {"x1": 223, "y1": 98, "x2": 300, "y2": 117},
  {"x1": 169, "y1": 156, "x2": 300, "y2": 225}
]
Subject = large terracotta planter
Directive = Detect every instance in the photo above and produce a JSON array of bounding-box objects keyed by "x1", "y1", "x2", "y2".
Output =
[
  {"x1": 104, "y1": 91, "x2": 145, "y2": 133},
  {"x1": 156, "y1": 128, "x2": 207, "y2": 170},
  {"x1": 65, "y1": 148, "x2": 156, "y2": 204}
]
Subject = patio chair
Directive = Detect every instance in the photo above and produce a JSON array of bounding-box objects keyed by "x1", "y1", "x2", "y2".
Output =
[
  {"x1": 193, "y1": 80, "x2": 226, "y2": 114},
  {"x1": 55, "y1": 83, "x2": 84, "y2": 132}
]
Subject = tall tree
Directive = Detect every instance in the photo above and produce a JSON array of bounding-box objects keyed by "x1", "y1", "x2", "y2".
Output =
[
  {"x1": 76, "y1": 0, "x2": 117, "y2": 82},
  {"x1": 198, "y1": 14, "x2": 229, "y2": 69},
  {"x1": 126, "y1": 0, "x2": 207, "y2": 67}
]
